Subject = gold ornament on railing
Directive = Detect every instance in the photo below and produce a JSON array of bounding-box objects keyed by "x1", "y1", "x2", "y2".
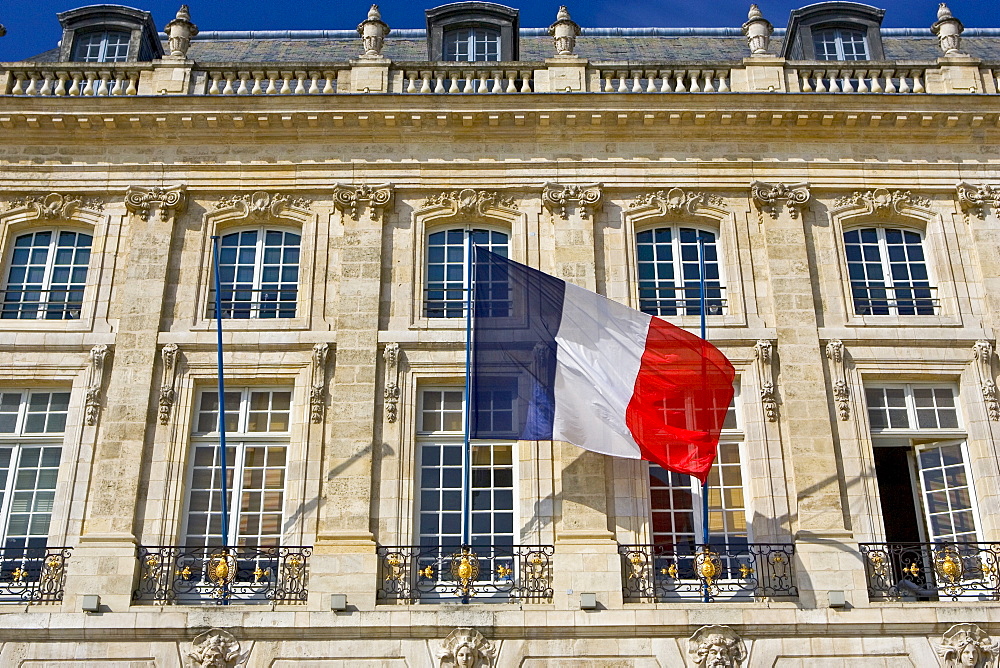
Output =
[
  {"x1": 739, "y1": 563, "x2": 754, "y2": 579},
  {"x1": 208, "y1": 550, "x2": 236, "y2": 586},
  {"x1": 695, "y1": 546, "x2": 723, "y2": 594},
  {"x1": 935, "y1": 547, "x2": 964, "y2": 584},
  {"x1": 11, "y1": 567, "x2": 27, "y2": 583},
  {"x1": 176, "y1": 565, "x2": 192, "y2": 580},
  {"x1": 867, "y1": 551, "x2": 888, "y2": 577},
  {"x1": 40, "y1": 555, "x2": 64, "y2": 586},
  {"x1": 496, "y1": 564, "x2": 513, "y2": 580},
  {"x1": 450, "y1": 547, "x2": 480, "y2": 599},
  {"x1": 384, "y1": 553, "x2": 404, "y2": 581},
  {"x1": 283, "y1": 554, "x2": 303, "y2": 582},
  {"x1": 904, "y1": 562, "x2": 921, "y2": 578},
  {"x1": 418, "y1": 565, "x2": 435, "y2": 579}
]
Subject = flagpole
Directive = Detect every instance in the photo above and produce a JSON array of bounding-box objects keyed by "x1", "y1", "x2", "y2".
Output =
[
  {"x1": 210, "y1": 236, "x2": 231, "y2": 555},
  {"x1": 462, "y1": 236, "x2": 474, "y2": 552},
  {"x1": 698, "y1": 234, "x2": 710, "y2": 603}
]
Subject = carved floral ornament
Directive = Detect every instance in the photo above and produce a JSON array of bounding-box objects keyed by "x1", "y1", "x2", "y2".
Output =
[
  {"x1": 755, "y1": 340, "x2": 777, "y2": 422},
  {"x1": 687, "y1": 625, "x2": 747, "y2": 668},
  {"x1": 437, "y1": 627, "x2": 495, "y2": 668},
  {"x1": 423, "y1": 189, "x2": 517, "y2": 218},
  {"x1": 825, "y1": 340, "x2": 851, "y2": 421},
  {"x1": 85, "y1": 344, "x2": 110, "y2": 427},
  {"x1": 185, "y1": 628, "x2": 249, "y2": 668},
  {"x1": 749, "y1": 181, "x2": 810, "y2": 220},
  {"x1": 542, "y1": 182, "x2": 602, "y2": 219},
  {"x1": 833, "y1": 188, "x2": 932, "y2": 216},
  {"x1": 383, "y1": 342, "x2": 401, "y2": 423},
  {"x1": 973, "y1": 339, "x2": 999, "y2": 421},
  {"x1": 158, "y1": 343, "x2": 180, "y2": 425},
  {"x1": 332, "y1": 183, "x2": 393, "y2": 222},
  {"x1": 630, "y1": 188, "x2": 725, "y2": 217},
  {"x1": 310, "y1": 343, "x2": 330, "y2": 424},
  {"x1": 936, "y1": 623, "x2": 999, "y2": 668},
  {"x1": 957, "y1": 182, "x2": 1000, "y2": 220},
  {"x1": 214, "y1": 190, "x2": 310, "y2": 221},
  {"x1": 5, "y1": 192, "x2": 105, "y2": 220}
]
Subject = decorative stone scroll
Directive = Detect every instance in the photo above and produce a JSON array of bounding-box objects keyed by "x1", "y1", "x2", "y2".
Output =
[
  {"x1": 158, "y1": 343, "x2": 180, "y2": 425},
  {"x1": 383, "y1": 342, "x2": 400, "y2": 423},
  {"x1": 825, "y1": 340, "x2": 851, "y2": 421},
  {"x1": 630, "y1": 187, "x2": 724, "y2": 217},
  {"x1": 542, "y1": 182, "x2": 602, "y2": 219},
  {"x1": 833, "y1": 188, "x2": 932, "y2": 216},
  {"x1": 957, "y1": 182, "x2": 1000, "y2": 220},
  {"x1": 6, "y1": 192, "x2": 104, "y2": 219},
  {"x1": 332, "y1": 183, "x2": 393, "y2": 222},
  {"x1": 126, "y1": 185, "x2": 187, "y2": 222},
  {"x1": 755, "y1": 340, "x2": 777, "y2": 422},
  {"x1": 936, "y1": 623, "x2": 999, "y2": 668},
  {"x1": 185, "y1": 628, "x2": 249, "y2": 668},
  {"x1": 84, "y1": 344, "x2": 109, "y2": 427},
  {"x1": 423, "y1": 189, "x2": 517, "y2": 218},
  {"x1": 310, "y1": 343, "x2": 329, "y2": 424},
  {"x1": 750, "y1": 181, "x2": 810, "y2": 220},
  {"x1": 437, "y1": 627, "x2": 495, "y2": 668},
  {"x1": 213, "y1": 190, "x2": 310, "y2": 221},
  {"x1": 687, "y1": 625, "x2": 747, "y2": 668},
  {"x1": 973, "y1": 340, "x2": 999, "y2": 421}
]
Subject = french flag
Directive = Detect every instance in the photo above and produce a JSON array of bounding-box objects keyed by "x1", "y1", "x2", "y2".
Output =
[{"x1": 470, "y1": 248, "x2": 735, "y2": 482}]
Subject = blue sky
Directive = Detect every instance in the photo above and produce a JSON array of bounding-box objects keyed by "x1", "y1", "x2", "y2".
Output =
[{"x1": 1, "y1": 0, "x2": 996, "y2": 61}]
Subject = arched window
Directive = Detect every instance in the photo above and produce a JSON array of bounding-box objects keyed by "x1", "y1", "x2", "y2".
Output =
[
  {"x1": 212, "y1": 228, "x2": 300, "y2": 319},
  {"x1": 2, "y1": 229, "x2": 92, "y2": 320},
  {"x1": 636, "y1": 226, "x2": 724, "y2": 317},
  {"x1": 813, "y1": 27, "x2": 869, "y2": 60},
  {"x1": 844, "y1": 227, "x2": 936, "y2": 315},
  {"x1": 443, "y1": 28, "x2": 501, "y2": 61},
  {"x1": 425, "y1": 228, "x2": 508, "y2": 318},
  {"x1": 72, "y1": 30, "x2": 131, "y2": 62}
]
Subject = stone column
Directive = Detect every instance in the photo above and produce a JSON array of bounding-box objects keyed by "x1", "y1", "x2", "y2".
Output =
[
  {"x1": 310, "y1": 184, "x2": 392, "y2": 611},
  {"x1": 65, "y1": 185, "x2": 186, "y2": 611},
  {"x1": 750, "y1": 181, "x2": 866, "y2": 608}
]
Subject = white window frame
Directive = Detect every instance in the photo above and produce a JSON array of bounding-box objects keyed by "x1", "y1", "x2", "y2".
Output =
[
  {"x1": 2, "y1": 228, "x2": 93, "y2": 321},
  {"x1": 864, "y1": 383, "x2": 962, "y2": 434},
  {"x1": 635, "y1": 224, "x2": 727, "y2": 317},
  {"x1": 813, "y1": 26, "x2": 869, "y2": 61},
  {"x1": 210, "y1": 227, "x2": 301, "y2": 320},
  {"x1": 443, "y1": 27, "x2": 501, "y2": 62},
  {"x1": 72, "y1": 30, "x2": 131, "y2": 63},
  {"x1": 424, "y1": 226, "x2": 509, "y2": 319},
  {"x1": 844, "y1": 226, "x2": 937, "y2": 317}
]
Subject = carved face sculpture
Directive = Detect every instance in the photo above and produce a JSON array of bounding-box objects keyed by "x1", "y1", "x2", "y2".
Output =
[
  {"x1": 697, "y1": 638, "x2": 735, "y2": 668},
  {"x1": 958, "y1": 643, "x2": 981, "y2": 668},
  {"x1": 455, "y1": 643, "x2": 476, "y2": 668},
  {"x1": 198, "y1": 635, "x2": 231, "y2": 668}
]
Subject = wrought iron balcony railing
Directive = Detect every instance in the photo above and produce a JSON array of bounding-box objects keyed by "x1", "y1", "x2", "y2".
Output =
[
  {"x1": 376, "y1": 544, "x2": 554, "y2": 603},
  {"x1": 850, "y1": 283, "x2": 938, "y2": 316},
  {"x1": 0, "y1": 546, "x2": 72, "y2": 603},
  {"x1": 860, "y1": 542, "x2": 1000, "y2": 601},
  {"x1": 133, "y1": 545, "x2": 311, "y2": 605},
  {"x1": 207, "y1": 288, "x2": 298, "y2": 319},
  {"x1": 1, "y1": 289, "x2": 84, "y2": 319},
  {"x1": 619, "y1": 542, "x2": 797, "y2": 602},
  {"x1": 638, "y1": 284, "x2": 727, "y2": 317}
]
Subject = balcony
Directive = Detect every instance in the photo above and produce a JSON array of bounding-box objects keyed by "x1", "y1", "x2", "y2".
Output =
[
  {"x1": 376, "y1": 544, "x2": 554, "y2": 603},
  {"x1": 133, "y1": 545, "x2": 311, "y2": 605},
  {"x1": 0, "y1": 546, "x2": 72, "y2": 603},
  {"x1": 861, "y1": 542, "x2": 1000, "y2": 601},
  {"x1": 619, "y1": 542, "x2": 797, "y2": 602}
]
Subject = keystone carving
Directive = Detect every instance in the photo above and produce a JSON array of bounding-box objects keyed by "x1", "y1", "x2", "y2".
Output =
[
  {"x1": 630, "y1": 188, "x2": 724, "y2": 217},
  {"x1": 742, "y1": 4, "x2": 774, "y2": 56},
  {"x1": 755, "y1": 340, "x2": 777, "y2": 422},
  {"x1": 158, "y1": 343, "x2": 180, "y2": 425},
  {"x1": 384, "y1": 342, "x2": 400, "y2": 423},
  {"x1": 214, "y1": 191, "x2": 310, "y2": 220},
  {"x1": 548, "y1": 6, "x2": 581, "y2": 57},
  {"x1": 825, "y1": 340, "x2": 851, "y2": 421},
  {"x1": 85, "y1": 344, "x2": 109, "y2": 427},
  {"x1": 423, "y1": 189, "x2": 517, "y2": 217},
  {"x1": 357, "y1": 4, "x2": 390, "y2": 58},
  {"x1": 957, "y1": 182, "x2": 1000, "y2": 220},
  {"x1": 688, "y1": 625, "x2": 747, "y2": 668},
  {"x1": 973, "y1": 340, "x2": 999, "y2": 421},
  {"x1": 750, "y1": 181, "x2": 810, "y2": 220},
  {"x1": 185, "y1": 628, "x2": 249, "y2": 668},
  {"x1": 542, "y1": 182, "x2": 602, "y2": 219},
  {"x1": 165, "y1": 5, "x2": 199, "y2": 58},
  {"x1": 7, "y1": 193, "x2": 104, "y2": 219},
  {"x1": 834, "y1": 188, "x2": 932, "y2": 215},
  {"x1": 310, "y1": 343, "x2": 329, "y2": 424},
  {"x1": 126, "y1": 185, "x2": 187, "y2": 221},
  {"x1": 437, "y1": 627, "x2": 495, "y2": 668},
  {"x1": 333, "y1": 184, "x2": 393, "y2": 222},
  {"x1": 936, "y1": 623, "x2": 999, "y2": 668}
]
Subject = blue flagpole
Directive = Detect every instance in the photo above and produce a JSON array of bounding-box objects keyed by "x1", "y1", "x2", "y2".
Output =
[
  {"x1": 462, "y1": 236, "x2": 474, "y2": 552},
  {"x1": 698, "y1": 234, "x2": 710, "y2": 603},
  {"x1": 210, "y1": 236, "x2": 231, "y2": 552}
]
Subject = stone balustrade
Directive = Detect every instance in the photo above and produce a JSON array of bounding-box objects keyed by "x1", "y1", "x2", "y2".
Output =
[
  {"x1": 597, "y1": 66, "x2": 731, "y2": 93},
  {"x1": 397, "y1": 64, "x2": 535, "y2": 94},
  {"x1": 3, "y1": 65, "x2": 146, "y2": 96},
  {"x1": 195, "y1": 66, "x2": 348, "y2": 95},
  {"x1": 797, "y1": 65, "x2": 927, "y2": 94}
]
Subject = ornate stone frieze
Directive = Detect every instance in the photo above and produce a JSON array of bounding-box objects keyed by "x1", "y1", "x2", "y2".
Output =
[
  {"x1": 383, "y1": 342, "x2": 400, "y2": 423},
  {"x1": 6, "y1": 192, "x2": 104, "y2": 219},
  {"x1": 158, "y1": 343, "x2": 180, "y2": 426},
  {"x1": 437, "y1": 627, "x2": 495, "y2": 668},
  {"x1": 423, "y1": 189, "x2": 517, "y2": 217},
  {"x1": 825, "y1": 339, "x2": 851, "y2": 421},
  {"x1": 185, "y1": 628, "x2": 249, "y2": 668},
  {"x1": 688, "y1": 625, "x2": 748, "y2": 668},
  {"x1": 310, "y1": 343, "x2": 330, "y2": 424},
  {"x1": 126, "y1": 185, "x2": 187, "y2": 221},
  {"x1": 214, "y1": 190, "x2": 310, "y2": 220},
  {"x1": 548, "y1": 6, "x2": 581, "y2": 57},
  {"x1": 936, "y1": 623, "x2": 999, "y2": 668},
  {"x1": 333, "y1": 183, "x2": 393, "y2": 222},
  {"x1": 834, "y1": 188, "x2": 931, "y2": 215},
  {"x1": 973, "y1": 340, "x2": 999, "y2": 421},
  {"x1": 957, "y1": 182, "x2": 1000, "y2": 220},
  {"x1": 630, "y1": 187, "x2": 724, "y2": 217},
  {"x1": 85, "y1": 344, "x2": 109, "y2": 427},
  {"x1": 357, "y1": 4, "x2": 390, "y2": 58},
  {"x1": 542, "y1": 182, "x2": 602, "y2": 219},
  {"x1": 755, "y1": 339, "x2": 777, "y2": 422},
  {"x1": 750, "y1": 181, "x2": 810, "y2": 220}
]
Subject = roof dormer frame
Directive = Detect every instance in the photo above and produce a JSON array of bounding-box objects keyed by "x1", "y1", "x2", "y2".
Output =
[
  {"x1": 425, "y1": 2, "x2": 520, "y2": 61},
  {"x1": 780, "y1": 2, "x2": 886, "y2": 61}
]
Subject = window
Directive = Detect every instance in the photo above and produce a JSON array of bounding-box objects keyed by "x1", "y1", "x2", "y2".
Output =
[
  {"x1": 2, "y1": 229, "x2": 92, "y2": 320},
  {"x1": 866, "y1": 384, "x2": 977, "y2": 544},
  {"x1": 813, "y1": 27, "x2": 869, "y2": 60},
  {"x1": 211, "y1": 229, "x2": 300, "y2": 319},
  {"x1": 183, "y1": 388, "x2": 291, "y2": 548},
  {"x1": 0, "y1": 391, "x2": 68, "y2": 556},
  {"x1": 72, "y1": 30, "x2": 131, "y2": 62},
  {"x1": 425, "y1": 228, "x2": 508, "y2": 318},
  {"x1": 444, "y1": 28, "x2": 501, "y2": 61},
  {"x1": 636, "y1": 227, "x2": 724, "y2": 317},
  {"x1": 844, "y1": 227, "x2": 936, "y2": 316}
]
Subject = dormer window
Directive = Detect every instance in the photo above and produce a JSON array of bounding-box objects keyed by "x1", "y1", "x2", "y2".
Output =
[
  {"x1": 444, "y1": 27, "x2": 501, "y2": 61},
  {"x1": 72, "y1": 29, "x2": 131, "y2": 62},
  {"x1": 813, "y1": 27, "x2": 869, "y2": 60},
  {"x1": 426, "y1": 2, "x2": 519, "y2": 62}
]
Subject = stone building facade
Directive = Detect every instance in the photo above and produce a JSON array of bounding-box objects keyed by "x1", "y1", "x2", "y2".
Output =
[{"x1": 1, "y1": 1, "x2": 1000, "y2": 665}]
